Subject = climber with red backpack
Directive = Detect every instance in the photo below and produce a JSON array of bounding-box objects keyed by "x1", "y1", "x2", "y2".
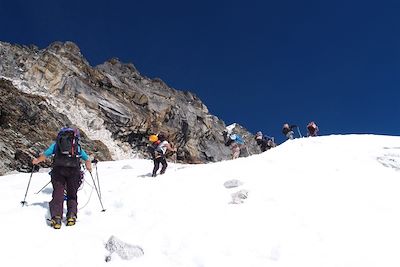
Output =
[
  {"x1": 32, "y1": 126, "x2": 92, "y2": 229},
  {"x1": 307, "y1": 121, "x2": 319, "y2": 137}
]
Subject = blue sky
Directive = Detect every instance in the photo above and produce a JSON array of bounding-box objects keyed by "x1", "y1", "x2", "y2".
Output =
[{"x1": 1, "y1": 0, "x2": 399, "y2": 143}]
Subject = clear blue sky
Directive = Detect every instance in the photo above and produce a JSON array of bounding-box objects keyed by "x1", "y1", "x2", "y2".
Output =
[{"x1": 1, "y1": 0, "x2": 399, "y2": 143}]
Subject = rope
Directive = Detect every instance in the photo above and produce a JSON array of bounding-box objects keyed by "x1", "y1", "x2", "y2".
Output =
[
  {"x1": 78, "y1": 185, "x2": 94, "y2": 211},
  {"x1": 78, "y1": 178, "x2": 95, "y2": 211}
]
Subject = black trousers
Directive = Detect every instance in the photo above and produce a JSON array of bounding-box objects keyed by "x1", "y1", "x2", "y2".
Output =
[{"x1": 152, "y1": 157, "x2": 167, "y2": 176}]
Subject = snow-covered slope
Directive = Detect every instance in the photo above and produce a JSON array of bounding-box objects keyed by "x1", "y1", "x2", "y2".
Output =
[{"x1": 1, "y1": 134, "x2": 400, "y2": 267}]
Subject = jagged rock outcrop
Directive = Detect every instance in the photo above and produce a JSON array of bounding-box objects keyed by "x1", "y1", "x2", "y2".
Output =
[{"x1": 0, "y1": 41, "x2": 260, "y2": 174}]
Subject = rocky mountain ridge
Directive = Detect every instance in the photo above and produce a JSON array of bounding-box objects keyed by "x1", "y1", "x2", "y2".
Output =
[{"x1": 0, "y1": 41, "x2": 260, "y2": 175}]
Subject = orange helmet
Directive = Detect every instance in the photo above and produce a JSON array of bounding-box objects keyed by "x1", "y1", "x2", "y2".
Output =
[{"x1": 149, "y1": 134, "x2": 158, "y2": 142}]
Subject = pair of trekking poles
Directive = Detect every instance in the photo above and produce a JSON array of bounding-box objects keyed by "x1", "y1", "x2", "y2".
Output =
[{"x1": 21, "y1": 159, "x2": 106, "y2": 212}]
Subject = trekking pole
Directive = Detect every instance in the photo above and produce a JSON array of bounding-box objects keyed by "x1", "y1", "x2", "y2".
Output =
[
  {"x1": 35, "y1": 180, "x2": 51, "y2": 194},
  {"x1": 88, "y1": 170, "x2": 106, "y2": 212},
  {"x1": 21, "y1": 166, "x2": 35, "y2": 206},
  {"x1": 93, "y1": 158, "x2": 102, "y2": 200},
  {"x1": 296, "y1": 127, "x2": 303, "y2": 138},
  {"x1": 174, "y1": 148, "x2": 178, "y2": 164},
  {"x1": 173, "y1": 148, "x2": 178, "y2": 172}
]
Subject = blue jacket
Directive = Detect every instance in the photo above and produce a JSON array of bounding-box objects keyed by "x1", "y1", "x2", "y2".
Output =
[{"x1": 44, "y1": 142, "x2": 89, "y2": 161}]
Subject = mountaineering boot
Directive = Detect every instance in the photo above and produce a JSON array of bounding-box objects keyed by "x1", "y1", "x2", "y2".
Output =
[
  {"x1": 160, "y1": 167, "x2": 166, "y2": 175},
  {"x1": 51, "y1": 216, "x2": 62, "y2": 229},
  {"x1": 66, "y1": 213, "x2": 77, "y2": 226}
]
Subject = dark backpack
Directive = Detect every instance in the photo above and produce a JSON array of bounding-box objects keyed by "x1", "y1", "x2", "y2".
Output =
[
  {"x1": 148, "y1": 140, "x2": 164, "y2": 159},
  {"x1": 53, "y1": 128, "x2": 81, "y2": 168}
]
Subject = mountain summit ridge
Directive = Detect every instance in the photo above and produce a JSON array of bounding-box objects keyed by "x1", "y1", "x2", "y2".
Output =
[{"x1": 0, "y1": 40, "x2": 259, "y2": 174}]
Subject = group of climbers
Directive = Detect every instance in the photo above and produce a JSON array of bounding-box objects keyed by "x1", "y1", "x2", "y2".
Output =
[
  {"x1": 282, "y1": 121, "x2": 319, "y2": 140},
  {"x1": 223, "y1": 121, "x2": 320, "y2": 158},
  {"x1": 222, "y1": 121, "x2": 319, "y2": 159},
  {"x1": 223, "y1": 121, "x2": 319, "y2": 159},
  {"x1": 31, "y1": 126, "x2": 178, "y2": 229},
  {"x1": 29, "y1": 119, "x2": 320, "y2": 229}
]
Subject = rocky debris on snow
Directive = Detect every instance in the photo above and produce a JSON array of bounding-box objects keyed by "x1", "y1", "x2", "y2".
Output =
[
  {"x1": 121, "y1": 164, "x2": 133, "y2": 169},
  {"x1": 230, "y1": 189, "x2": 249, "y2": 204},
  {"x1": 223, "y1": 179, "x2": 243, "y2": 189},
  {"x1": 377, "y1": 149, "x2": 400, "y2": 171}
]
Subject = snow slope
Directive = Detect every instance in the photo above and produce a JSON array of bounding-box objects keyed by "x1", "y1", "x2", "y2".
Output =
[{"x1": 1, "y1": 134, "x2": 400, "y2": 267}]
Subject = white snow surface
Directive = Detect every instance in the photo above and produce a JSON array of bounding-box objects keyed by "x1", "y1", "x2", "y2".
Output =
[{"x1": 1, "y1": 134, "x2": 400, "y2": 267}]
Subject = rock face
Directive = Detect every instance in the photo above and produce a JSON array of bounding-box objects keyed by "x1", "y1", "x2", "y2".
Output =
[
  {"x1": 0, "y1": 78, "x2": 111, "y2": 174},
  {"x1": 0, "y1": 41, "x2": 260, "y2": 175}
]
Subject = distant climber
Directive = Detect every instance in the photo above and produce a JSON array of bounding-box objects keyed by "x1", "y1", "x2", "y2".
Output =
[
  {"x1": 148, "y1": 133, "x2": 176, "y2": 177},
  {"x1": 307, "y1": 121, "x2": 319, "y2": 137},
  {"x1": 223, "y1": 131, "x2": 244, "y2": 159},
  {"x1": 255, "y1": 131, "x2": 276, "y2": 152},
  {"x1": 282, "y1": 123, "x2": 298, "y2": 140}
]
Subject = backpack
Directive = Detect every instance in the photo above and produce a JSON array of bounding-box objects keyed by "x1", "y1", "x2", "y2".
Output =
[
  {"x1": 307, "y1": 121, "x2": 316, "y2": 129},
  {"x1": 234, "y1": 134, "x2": 244, "y2": 145},
  {"x1": 307, "y1": 122, "x2": 318, "y2": 133},
  {"x1": 53, "y1": 128, "x2": 81, "y2": 168},
  {"x1": 148, "y1": 140, "x2": 164, "y2": 159},
  {"x1": 155, "y1": 141, "x2": 168, "y2": 158}
]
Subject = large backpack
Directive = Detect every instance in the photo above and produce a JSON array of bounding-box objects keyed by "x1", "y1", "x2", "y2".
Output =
[
  {"x1": 148, "y1": 140, "x2": 163, "y2": 159},
  {"x1": 307, "y1": 121, "x2": 317, "y2": 130},
  {"x1": 155, "y1": 141, "x2": 168, "y2": 158},
  {"x1": 53, "y1": 128, "x2": 81, "y2": 168}
]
